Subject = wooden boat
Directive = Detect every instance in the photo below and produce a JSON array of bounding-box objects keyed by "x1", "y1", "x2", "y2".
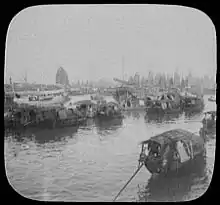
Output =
[
  {"x1": 138, "y1": 129, "x2": 206, "y2": 175},
  {"x1": 28, "y1": 95, "x2": 54, "y2": 101},
  {"x1": 121, "y1": 98, "x2": 147, "y2": 111},
  {"x1": 112, "y1": 128, "x2": 207, "y2": 202},
  {"x1": 201, "y1": 111, "x2": 216, "y2": 134},
  {"x1": 114, "y1": 86, "x2": 148, "y2": 111},
  {"x1": 145, "y1": 92, "x2": 182, "y2": 115},
  {"x1": 208, "y1": 96, "x2": 216, "y2": 102},
  {"x1": 71, "y1": 99, "x2": 98, "y2": 118},
  {"x1": 14, "y1": 94, "x2": 70, "y2": 108},
  {"x1": 180, "y1": 92, "x2": 204, "y2": 112},
  {"x1": 4, "y1": 103, "x2": 85, "y2": 130},
  {"x1": 53, "y1": 110, "x2": 85, "y2": 128},
  {"x1": 96, "y1": 96, "x2": 124, "y2": 118},
  {"x1": 139, "y1": 155, "x2": 206, "y2": 202}
]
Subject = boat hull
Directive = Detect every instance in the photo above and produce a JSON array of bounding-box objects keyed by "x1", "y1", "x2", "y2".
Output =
[
  {"x1": 208, "y1": 99, "x2": 216, "y2": 102},
  {"x1": 144, "y1": 151, "x2": 205, "y2": 175},
  {"x1": 140, "y1": 129, "x2": 206, "y2": 176},
  {"x1": 181, "y1": 98, "x2": 205, "y2": 112}
]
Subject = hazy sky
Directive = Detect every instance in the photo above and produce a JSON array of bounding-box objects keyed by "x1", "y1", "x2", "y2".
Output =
[{"x1": 5, "y1": 5, "x2": 216, "y2": 84}]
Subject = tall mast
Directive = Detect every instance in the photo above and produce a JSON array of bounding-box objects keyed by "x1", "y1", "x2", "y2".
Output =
[
  {"x1": 24, "y1": 70, "x2": 27, "y2": 83},
  {"x1": 10, "y1": 76, "x2": 15, "y2": 97},
  {"x1": 41, "y1": 73, "x2": 43, "y2": 91},
  {"x1": 122, "y1": 55, "x2": 124, "y2": 81}
]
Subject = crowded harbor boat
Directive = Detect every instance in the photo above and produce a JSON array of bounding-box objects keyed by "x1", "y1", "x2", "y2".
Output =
[
  {"x1": 145, "y1": 91, "x2": 182, "y2": 114},
  {"x1": 180, "y1": 91, "x2": 204, "y2": 112},
  {"x1": 201, "y1": 111, "x2": 216, "y2": 134},
  {"x1": 113, "y1": 126, "x2": 209, "y2": 202},
  {"x1": 4, "y1": 74, "x2": 213, "y2": 133},
  {"x1": 208, "y1": 95, "x2": 216, "y2": 102},
  {"x1": 138, "y1": 128, "x2": 206, "y2": 175}
]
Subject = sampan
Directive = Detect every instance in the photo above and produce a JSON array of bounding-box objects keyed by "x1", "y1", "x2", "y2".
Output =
[{"x1": 138, "y1": 129, "x2": 206, "y2": 175}]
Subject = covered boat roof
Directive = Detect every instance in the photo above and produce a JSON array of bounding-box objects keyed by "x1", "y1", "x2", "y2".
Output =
[
  {"x1": 73, "y1": 100, "x2": 96, "y2": 106},
  {"x1": 69, "y1": 95, "x2": 92, "y2": 103},
  {"x1": 13, "y1": 95, "x2": 67, "y2": 109},
  {"x1": 204, "y1": 110, "x2": 216, "y2": 115},
  {"x1": 104, "y1": 96, "x2": 118, "y2": 104},
  {"x1": 145, "y1": 95, "x2": 157, "y2": 100},
  {"x1": 141, "y1": 129, "x2": 201, "y2": 146},
  {"x1": 91, "y1": 94, "x2": 105, "y2": 101}
]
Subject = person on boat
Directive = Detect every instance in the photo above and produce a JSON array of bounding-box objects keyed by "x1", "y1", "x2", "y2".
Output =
[
  {"x1": 86, "y1": 104, "x2": 93, "y2": 117},
  {"x1": 29, "y1": 109, "x2": 36, "y2": 122},
  {"x1": 161, "y1": 101, "x2": 167, "y2": 110},
  {"x1": 106, "y1": 105, "x2": 111, "y2": 116},
  {"x1": 19, "y1": 110, "x2": 25, "y2": 125},
  {"x1": 211, "y1": 112, "x2": 215, "y2": 121},
  {"x1": 58, "y1": 108, "x2": 68, "y2": 120},
  {"x1": 122, "y1": 100, "x2": 126, "y2": 109},
  {"x1": 114, "y1": 105, "x2": 119, "y2": 113},
  {"x1": 127, "y1": 100, "x2": 131, "y2": 108},
  {"x1": 39, "y1": 111, "x2": 44, "y2": 122}
]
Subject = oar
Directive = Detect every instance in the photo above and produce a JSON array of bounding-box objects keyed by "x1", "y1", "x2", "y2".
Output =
[
  {"x1": 113, "y1": 163, "x2": 144, "y2": 202},
  {"x1": 24, "y1": 120, "x2": 36, "y2": 127},
  {"x1": 24, "y1": 121, "x2": 33, "y2": 127}
]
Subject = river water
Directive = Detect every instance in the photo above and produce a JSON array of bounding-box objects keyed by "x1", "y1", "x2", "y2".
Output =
[{"x1": 4, "y1": 95, "x2": 216, "y2": 202}]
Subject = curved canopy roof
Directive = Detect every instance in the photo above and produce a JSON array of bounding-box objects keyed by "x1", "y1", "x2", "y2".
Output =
[
  {"x1": 103, "y1": 96, "x2": 118, "y2": 104},
  {"x1": 73, "y1": 100, "x2": 96, "y2": 106},
  {"x1": 141, "y1": 129, "x2": 202, "y2": 146},
  {"x1": 203, "y1": 110, "x2": 216, "y2": 115}
]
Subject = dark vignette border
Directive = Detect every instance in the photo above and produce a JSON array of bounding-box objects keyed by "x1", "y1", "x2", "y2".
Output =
[{"x1": 3, "y1": 2, "x2": 218, "y2": 205}]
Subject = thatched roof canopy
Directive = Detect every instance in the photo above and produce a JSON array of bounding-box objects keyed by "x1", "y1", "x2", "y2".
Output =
[{"x1": 141, "y1": 129, "x2": 202, "y2": 147}]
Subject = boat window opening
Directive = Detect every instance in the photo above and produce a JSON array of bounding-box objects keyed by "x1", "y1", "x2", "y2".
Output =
[
  {"x1": 127, "y1": 100, "x2": 131, "y2": 107},
  {"x1": 211, "y1": 114, "x2": 215, "y2": 120},
  {"x1": 144, "y1": 146, "x2": 149, "y2": 156},
  {"x1": 80, "y1": 104, "x2": 87, "y2": 109},
  {"x1": 167, "y1": 95, "x2": 173, "y2": 101},
  {"x1": 176, "y1": 140, "x2": 190, "y2": 163},
  {"x1": 149, "y1": 142, "x2": 161, "y2": 157}
]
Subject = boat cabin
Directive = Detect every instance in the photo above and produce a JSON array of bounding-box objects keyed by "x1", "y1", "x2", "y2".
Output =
[
  {"x1": 202, "y1": 111, "x2": 216, "y2": 130},
  {"x1": 139, "y1": 129, "x2": 205, "y2": 174},
  {"x1": 73, "y1": 100, "x2": 98, "y2": 118}
]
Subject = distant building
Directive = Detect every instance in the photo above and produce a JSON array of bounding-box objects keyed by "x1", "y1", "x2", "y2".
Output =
[
  {"x1": 55, "y1": 67, "x2": 69, "y2": 86},
  {"x1": 128, "y1": 76, "x2": 134, "y2": 84},
  {"x1": 134, "y1": 73, "x2": 140, "y2": 86},
  {"x1": 147, "y1": 71, "x2": 154, "y2": 86},
  {"x1": 174, "y1": 70, "x2": 181, "y2": 86}
]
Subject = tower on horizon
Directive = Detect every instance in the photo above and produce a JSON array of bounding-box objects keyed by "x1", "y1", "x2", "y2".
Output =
[{"x1": 55, "y1": 66, "x2": 69, "y2": 86}]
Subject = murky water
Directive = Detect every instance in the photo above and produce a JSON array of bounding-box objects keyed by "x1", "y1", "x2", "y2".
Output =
[{"x1": 4, "y1": 95, "x2": 216, "y2": 202}]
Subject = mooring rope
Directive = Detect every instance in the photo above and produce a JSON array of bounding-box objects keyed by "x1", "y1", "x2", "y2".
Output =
[{"x1": 113, "y1": 163, "x2": 144, "y2": 202}]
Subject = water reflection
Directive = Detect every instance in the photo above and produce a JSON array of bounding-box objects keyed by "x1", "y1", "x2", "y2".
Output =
[
  {"x1": 94, "y1": 117, "x2": 123, "y2": 137},
  {"x1": 137, "y1": 155, "x2": 207, "y2": 202},
  {"x1": 144, "y1": 112, "x2": 183, "y2": 124},
  {"x1": 4, "y1": 95, "x2": 215, "y2": 201},
  {"x1": 80, "y1": 118, "x2": 95, "y2": 130},
  {"x1": 184, "y1": 111, "x2": 204, "y2": 119},
  {"x1": 94, "y1": 117, "x2": 123, "y2": 131},
  {"x1": 6, "y1": 125, "x2": 79, "y2": 144},
  {"x1": 124, "y1": 111, "x2": 146, "y2": 120}
]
